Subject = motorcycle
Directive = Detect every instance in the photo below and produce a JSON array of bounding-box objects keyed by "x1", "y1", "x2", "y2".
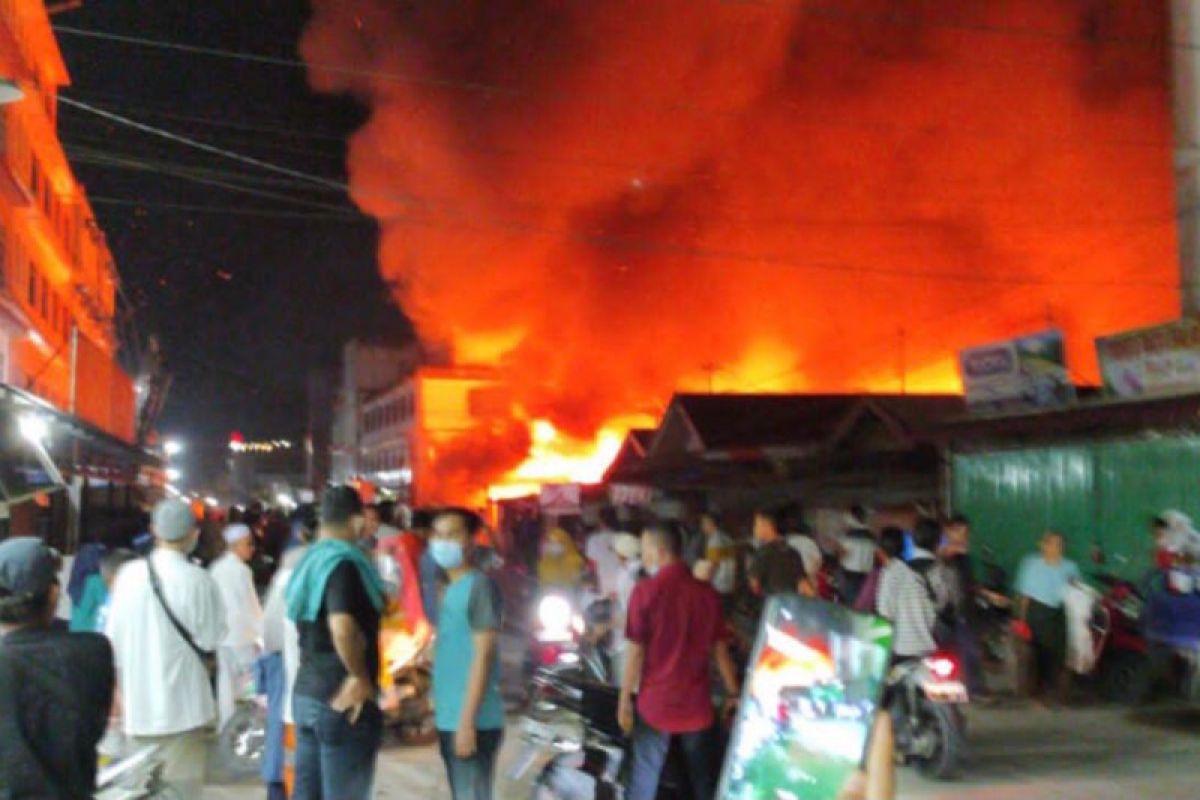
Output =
[
  {"x1": 95, "y1": 744, "x2": 180, "y2": 800},
  {"x1": 381, "y1": 627, "x2": 437, "y2": 746},
  {"x1": 1090, "y1": 572, "x2": 1152, "y2": 704},
  {"x1": 885, "y1": 652, "x2": 969, "y2": 779},
  {"x1": 216, "y1": 670, "x2": 269, "y2": 780},
  {"x1": 529, "y1": 591, "x2": 613, "y2": 686}
]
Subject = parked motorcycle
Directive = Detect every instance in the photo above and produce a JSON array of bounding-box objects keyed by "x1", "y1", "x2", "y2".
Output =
[
  {"x1": 1091, "y1": 571, "x2": 1153, "y2": 704},
  {"x1": 95, "y1": 744, "x2": 180, "y2": 800},
  {"x1": 885, "y1": 652, "x2": 969, "y2": 779},
  {"x1": 215, "y1": 669, "x2": 268, "y2": 779},
  {"x1": 528, "y1": 591, "x2": 613, "y2": 687}
]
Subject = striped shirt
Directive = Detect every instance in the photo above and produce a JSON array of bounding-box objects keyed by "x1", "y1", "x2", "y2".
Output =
[{"x1": 876, "y1": 552, "x2": 947, "y2": 657}]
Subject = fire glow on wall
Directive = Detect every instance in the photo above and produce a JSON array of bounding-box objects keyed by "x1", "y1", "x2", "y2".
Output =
[{"x1": 302, "y1": 0, "x2": 1180, "y2": 502}]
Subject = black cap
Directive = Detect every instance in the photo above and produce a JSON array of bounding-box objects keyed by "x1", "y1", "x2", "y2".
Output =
[{"x1": 0, "y1": 538, "x2": 59, "y2": 596}]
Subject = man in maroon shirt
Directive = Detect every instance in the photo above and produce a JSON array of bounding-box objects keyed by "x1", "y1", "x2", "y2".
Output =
[{"x1": 618, "y1": 522, "x2": 740, "y2": 800}]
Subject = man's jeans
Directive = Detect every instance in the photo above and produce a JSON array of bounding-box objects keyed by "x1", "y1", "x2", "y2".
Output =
[
  {"x1": 292, "y1": 695, "x2": 383, "y2": 800},
  {"x1": 627, "y1": 718, "x2": 719, "y2": 800},
  {"x1": 437, "y1": 729, "x2": 504, "y2": 800}
]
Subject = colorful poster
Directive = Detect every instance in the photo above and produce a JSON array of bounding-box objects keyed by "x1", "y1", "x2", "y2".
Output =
[
  {"x1": 1096, "y1": 318, "x2": 1200, "y2": 398},
  {"x1": 958, "y1": 329, "x2": 1074, "y2": 412}
]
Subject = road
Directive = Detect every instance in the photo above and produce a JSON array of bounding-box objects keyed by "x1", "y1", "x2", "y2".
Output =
[{"x1": 204, "y1": 701, "x2": 1200, "y2": 799}]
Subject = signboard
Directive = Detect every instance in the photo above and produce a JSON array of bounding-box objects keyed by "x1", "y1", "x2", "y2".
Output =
[
  {"x1": 539, "y1": 482, "x2": 581, "y2": 515},
  {"x1": 609, "y1": 483, "x2": 654, "y2": 508},
  {"x1": 1096, "y1": 318, "x2": 1200, "y2": 399},
  {"x1": 958, "y1": 329, "x2": 1074, "y2": 412}
]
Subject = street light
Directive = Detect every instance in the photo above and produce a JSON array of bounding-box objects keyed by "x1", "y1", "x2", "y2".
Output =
[
  {"x1": 163, "y1": 439, "x2": 184, "y2": 457},
  {"x1": 165, "y1": 467, "x2": 182, "y2": 483},
  {"x1": 0, "y1": 79, "x2": 23, "y2": 106}
]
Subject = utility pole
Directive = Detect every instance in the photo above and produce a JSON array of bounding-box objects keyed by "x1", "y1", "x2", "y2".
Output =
[
  {"x1": 700, "y1": 361, "x2": 718, "y2": 394},
  {"x1": 898, "y1": 327, "x2": 908, "y2": 395}
]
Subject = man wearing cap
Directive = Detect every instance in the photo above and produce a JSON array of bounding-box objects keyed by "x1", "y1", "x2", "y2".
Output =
[
  {"x1": 106, "y1": 498, "x2": 227, "y2": 797},
  {"x1": 211, "y1": 523, "x2": 264, "y2": 728},
  {"x1": 0, "y1": 537, "x2": 114, "y2": 798}
]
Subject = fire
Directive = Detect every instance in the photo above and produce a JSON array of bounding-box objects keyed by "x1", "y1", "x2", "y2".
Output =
[
  {"x1": 303, "y1": 0, "x2": 1178, "y2": 502},
  {"x1": 487, "y1": 414, "x2": 655, "y2": 502}
]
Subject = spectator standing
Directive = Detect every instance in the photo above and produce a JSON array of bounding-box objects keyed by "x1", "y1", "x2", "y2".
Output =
[
  {"x1": 839, "y1": 506, "x2": 877, "y2": 605},
  {"x1": 211, "y1": 523, "x2": 265, "y2": 728},
  {"x1": 69, "y1": 547, "x2": 136, "y2": 633},
  {"x1": 618, "y1": 523, "x2": 740, "y2": 800},
  {"x1": 748, "y1": 507, "x2": 808, "y2": 598},
  {"x1": 939, "y1": 514, "x2": 984, "y2": 694},
  {"x1": 1014, "y1": 531, "x2": 1080, "y2": 704},
  {"x1": 416, "y1": 510, "x2": 449, "y2": 626},
  {"x1": 699, "y1": 512, "x2": 736, "y2": 597},
  {"x1": 429, "y1": 508, "x2": 506, "y2": 800},
  {"x1": 106, "y1": 499, "x2": 227, "y2": 797},
  {"x1": 538, "y1": 524, "x2": 585, "y2": 590},
  {"x1": 585, "y1": 507, "x2": 623, "y2": 600},
  {"x1": 611, "y1": 532, "x2": 643, "y2": 688},
  {"x1": 286, "y1": 486, "x2": 387, "y2": 800},
  {"x1": 0, "y1": 537, "x2": 114, "y2": 799}
]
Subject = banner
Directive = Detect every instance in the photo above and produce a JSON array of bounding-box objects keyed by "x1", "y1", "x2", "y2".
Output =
[
  {"x1": 1096, "y1": 318, "x2": 1200, "y2": 398},
  {"x1": 958, "y1": 329, "x2": 1074, "y2": 412},
  {"x1": 539, "y1": 482, "x2": 581, "y2": 515}
]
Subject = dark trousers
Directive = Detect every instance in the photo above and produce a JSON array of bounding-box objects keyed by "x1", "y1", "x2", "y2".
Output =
[
  {"x1": 437, "y1": 729, "x2": 504, "y2": 800},
  {"x1": 1027, "y1": 600, "x2": 1067, "y2": 696},
  {"x1": 291, "y1": 696, "x2": 383, "y2": 800},
  {"x1": 955, "y1": 617, "x2": 985, "y2": 694},
  {"x1": 628, "y1": 718, "x2": 719, "y2": 800}
]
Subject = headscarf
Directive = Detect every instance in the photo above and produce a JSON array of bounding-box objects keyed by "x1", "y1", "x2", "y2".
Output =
[
  {"x1": 1161, "y1": 510, "x2": 1200, "y2": 557},
  {"x1": 537, "y1": 527, "x2": 585, "y2": 588}
]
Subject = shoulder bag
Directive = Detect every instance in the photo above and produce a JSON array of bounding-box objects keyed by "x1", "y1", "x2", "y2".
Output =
[{"x1": 145, "y1": 554, "x2": 219, "y2": 694}]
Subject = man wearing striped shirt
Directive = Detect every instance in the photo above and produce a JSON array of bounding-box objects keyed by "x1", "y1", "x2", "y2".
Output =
[{"x1": 877, "y1": 521, "x2": 948, "y2": 660}]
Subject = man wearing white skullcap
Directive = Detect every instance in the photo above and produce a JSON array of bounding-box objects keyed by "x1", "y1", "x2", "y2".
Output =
[{"x1": 211, "y1": 523, "x2": 264, "y2": 728}]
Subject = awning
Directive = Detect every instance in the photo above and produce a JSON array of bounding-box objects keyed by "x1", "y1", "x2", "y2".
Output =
[{"x1": 0, "y1": 383, "x2": 161, "y2": 503}]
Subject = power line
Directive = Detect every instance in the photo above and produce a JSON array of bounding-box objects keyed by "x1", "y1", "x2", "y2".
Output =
[
  {"x1": 52, "y1": 24, "x2": 518, "y2": 96},
  {"x1": 88, "y1": 196, "x2": 368, "y2": 222}
]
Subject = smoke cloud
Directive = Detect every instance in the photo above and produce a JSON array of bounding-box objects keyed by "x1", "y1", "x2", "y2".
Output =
[{"x1": 302, "y1": 0, "x2": 1177, "y2": 490}]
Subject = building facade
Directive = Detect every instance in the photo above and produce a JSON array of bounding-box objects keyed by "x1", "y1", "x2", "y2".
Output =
[{"x1": 0, "y1": 0, "x2": 134, "y2": 441}]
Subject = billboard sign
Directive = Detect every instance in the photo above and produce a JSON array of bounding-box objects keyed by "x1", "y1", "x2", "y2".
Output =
[
  {"x1": 958, "y1": 329, "x2": 1074, "y2": 412},
  {"x1": 539, "y1": 482, "x2": 582, "y2": 515},
  {"x1": 1096, "y1": 318, "x2": 1200, "y2": 399}
]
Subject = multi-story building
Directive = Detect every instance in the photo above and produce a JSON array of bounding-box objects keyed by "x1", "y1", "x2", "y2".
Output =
[
  {"x1": 329, "y1": 339, "x2": 425, "y2": 483},
  {"x1": 359, "y1": 365, "x2": 508, "y2": 506},
  {"x1": 0, "y1": 0, "x2": 134, "y2": 442}
]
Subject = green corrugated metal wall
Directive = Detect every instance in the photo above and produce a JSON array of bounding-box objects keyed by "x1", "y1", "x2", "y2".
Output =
[{"x1": 952, "y1": 436, "x2": 1200, "y2": 584}]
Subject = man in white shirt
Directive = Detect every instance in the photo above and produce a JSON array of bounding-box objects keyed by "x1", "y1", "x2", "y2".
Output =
[
  {"x1": 585, "y1": 507, "x2": 623, "y2": 600},
  {"x1": 106, "y1": 498, "x2": 227, "y2": 797},
  {"x1": 699, "y1": 513, "x2": 736, "y2": 596},
  {"x1": 211, "y1": 523, "x2": 264, "y2": 728}
]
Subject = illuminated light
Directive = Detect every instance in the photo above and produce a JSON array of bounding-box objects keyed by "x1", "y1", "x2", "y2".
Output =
[
  {"x1": 925, "y1": 656, "x2": 958, "y2": 681},
  {"x1": 165, "y1": 468, "x2": 182, "y2": 482},
  {"x1": 275, "y1": 492, "x2": 296, "y2": 510},
  {"x1": 17, "y1": 414, "x2": 49, "y2": 444},
  {"x1": 205, "y1": 496, "x2": 220, "y2": 508},
  {"x1": 163, "y1": 439, "x2": 184, "y2": 457}
]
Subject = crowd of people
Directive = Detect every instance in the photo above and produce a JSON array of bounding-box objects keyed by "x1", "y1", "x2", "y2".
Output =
[{"x1": 10, "y1": 485, "x2": 1189, "y2": 800}]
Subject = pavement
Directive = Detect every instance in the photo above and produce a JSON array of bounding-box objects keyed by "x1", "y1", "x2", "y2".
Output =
[{"x1": 203, "y1": 701, "x2": 1200, "y2": 799}]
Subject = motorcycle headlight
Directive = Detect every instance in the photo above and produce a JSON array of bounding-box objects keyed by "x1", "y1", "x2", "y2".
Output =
[{"x1": 538, "y1": 596, "x2": 574, "y2": 634}]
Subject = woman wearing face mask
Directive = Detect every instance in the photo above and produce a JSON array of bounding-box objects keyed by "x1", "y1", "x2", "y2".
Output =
[{"x1": 537, "y1": 524, "x2": 586, "y2": 590}]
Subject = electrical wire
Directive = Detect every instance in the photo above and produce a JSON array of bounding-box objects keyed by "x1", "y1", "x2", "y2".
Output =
[{"x1": 88, "y1": 196, "x2": 369, "y2": 222}]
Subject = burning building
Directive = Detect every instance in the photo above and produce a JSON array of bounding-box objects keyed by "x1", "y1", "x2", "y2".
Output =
[{"x1": 302, "y1": 0, "x2": 1180, "y2": 502}]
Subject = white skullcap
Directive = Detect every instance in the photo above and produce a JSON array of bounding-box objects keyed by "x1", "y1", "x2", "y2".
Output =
[
  {"x1": 153, "y1": 499, "x2": 197, "y2": 542},
  {"x1": 223, "y1": 524, "x2": 252, "y2": 545}
]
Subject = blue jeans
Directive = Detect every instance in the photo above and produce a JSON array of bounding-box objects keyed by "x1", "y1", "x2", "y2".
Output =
[
  {"x1": 437, "y1": 729, "x2": 504, "y2": 800},
  {"x1": 627, "y1": 718, "x2": 719, "y2": 800},
  {"x1": 291, "y1": 695, "x2": 383, "y2": 800}
]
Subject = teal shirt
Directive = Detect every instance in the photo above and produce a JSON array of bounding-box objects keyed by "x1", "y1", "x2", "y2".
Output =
[
  {"x1": 69, "y1": 574, "x2": 108, "y2": 633},
  {"x1": 1015, "y1": 556, "x2": 1080, "y2": 608},
  {"x1": 433, "y1": 571, "x2": 504, "y2": 732}
]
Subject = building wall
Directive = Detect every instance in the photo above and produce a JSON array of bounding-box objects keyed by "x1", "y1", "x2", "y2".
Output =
[
  {"x1": 0, "y1": 0, "x2": 134, "y2": 441},
  {"x1": 952, "y1": 436, "x2": 1200, "y2": 582},
  {"x1": 330, "y1": 340, "x2": 421, "y2": 482}
]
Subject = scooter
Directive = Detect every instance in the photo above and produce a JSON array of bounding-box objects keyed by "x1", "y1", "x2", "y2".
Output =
[
  {"x1": 885, "y1": 652, "x2": 969, "y2": 780},
  {"x1": 528, "y1": 592, "x2": 613, "y2": 687},
  {"x1": 1091, "y1": 572, "x2": 1152, "y2": 704},
  {"x1": 95, "y1": 744, "x2": 180, "y2": 800}
]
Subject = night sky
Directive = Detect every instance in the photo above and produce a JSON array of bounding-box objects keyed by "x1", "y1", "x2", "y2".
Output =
[{"x1": 52, "y1": 1, "x2": 410, "y2": 471}]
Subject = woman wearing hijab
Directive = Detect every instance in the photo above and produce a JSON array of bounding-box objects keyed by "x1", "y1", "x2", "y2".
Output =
[{"x1": 537, "y1": 524, "x2": 586, "y2": 590}]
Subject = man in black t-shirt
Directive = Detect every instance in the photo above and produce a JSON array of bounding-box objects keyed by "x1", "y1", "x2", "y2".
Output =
[
  {"x1": 289, "y1": 487, "x2": 386, "y2": 800},
  {"x1": 0, "y1": 537, "x2": 114, "y2": 799}
]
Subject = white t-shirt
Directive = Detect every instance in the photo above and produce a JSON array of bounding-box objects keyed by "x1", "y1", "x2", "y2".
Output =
[
  {"x1": 786, "y1": 534, "x2": 823, "y2": 582},
  {"x1": 585, "y1": 530, "x2": 622, "y2": 599},
  {"x1": 107, "y1": 549, "x2": 228, "y2": 736},
  {"x1": 262, "y1": 547, "x2": 305, "y2": 725}
]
